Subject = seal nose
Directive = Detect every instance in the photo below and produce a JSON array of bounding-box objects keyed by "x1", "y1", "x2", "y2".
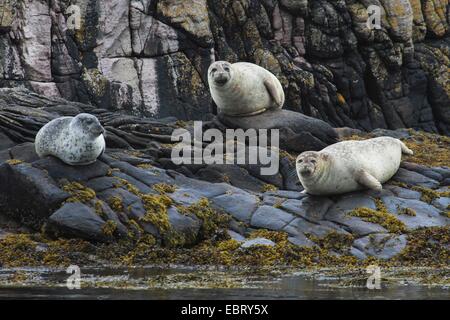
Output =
[
  {"x1": 300, "y1": 166, "x2": 314, "y2": 177},
  {"x1": 215, "y1": 73, "x2": 229, "y2": 86},
  {"x1": 94, "y1": 125, "x2": 105, "y2": 136}
]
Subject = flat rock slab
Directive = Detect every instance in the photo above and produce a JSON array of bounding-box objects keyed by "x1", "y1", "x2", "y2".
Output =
[
  {"x1": 218, "y1": 109, "x2": 338, "y2": 152},
  {"x1": 33, "y1": 157, "x2": 110, "y2": 182},
  {"x1": 353, "y1": 234, "x2": 407, "y2": 260},
  {"x1": 392, "y1": 168, "x2": 439, "y2": 189},
  {"x1": 211, "y1": 192, "x2": 259, "y2": 223},
  {"x1": 381, "y1": 196, "x2": 449, "y2": 229},
  {"x1": 250, "y1": 205, "x2": 295, "y2": 231},
  {"x1": 281, "y1": 196, "x2": 333, "y2": 222},
  {"x1": 241, "y1": 238, "x2": 275, "y2": 248},
  {"x1": 48, "y1": 203, "x2": 109, "y2": 242}
]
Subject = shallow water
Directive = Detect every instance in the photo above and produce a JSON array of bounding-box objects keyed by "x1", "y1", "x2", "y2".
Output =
[{"x1": 0, "y1": 267, "x2": 448, "y2": 300}]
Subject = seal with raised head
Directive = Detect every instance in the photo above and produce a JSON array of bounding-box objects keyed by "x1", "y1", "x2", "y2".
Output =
[
  {"x1": 208, "y1": 61, "x2": 285, "y2": 117},
  {"x1": 296, "y1": 137, "x2": 414, "y2": 196},
  {"x1": 35, "y1": 113, "x2": 106, "y2": 166}
]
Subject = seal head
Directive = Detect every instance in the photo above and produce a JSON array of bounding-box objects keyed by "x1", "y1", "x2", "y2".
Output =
[
  {"x1": 296, "y1": 151, "x2": 329, "y2": 180},
  {"x1": 209, "y1": 61, "x2": 233, "y2": 87},
  {"x1": 72, "y1": 113, "x2": 105, "y2": 138}
]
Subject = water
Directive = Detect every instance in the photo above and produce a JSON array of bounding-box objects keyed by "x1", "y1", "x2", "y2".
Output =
[{"x1": 0, "y1": 267, "x2": 448, "y2": 300}]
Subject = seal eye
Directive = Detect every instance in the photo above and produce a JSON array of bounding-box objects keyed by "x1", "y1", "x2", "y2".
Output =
[
  {"x1": 211, "y1": 68, "x2": 217, "y2": 73},
  {"x1": 297, "y1": 159, "x2": 303, "y2": 164},
  {"x1": 224, "y1": 67, "x2": 230, "y2": 72},
  {"x1": 310, "y1": 159, "x2": 317, "y2": 164}
]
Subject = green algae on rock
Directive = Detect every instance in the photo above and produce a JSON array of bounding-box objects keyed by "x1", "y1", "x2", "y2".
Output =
[
  {"x1": 347, "y1": 199, "x2": 407, "y2": 234},
  {"x1": 63, "y1": 182, "x2": 96, "y2": 203}
]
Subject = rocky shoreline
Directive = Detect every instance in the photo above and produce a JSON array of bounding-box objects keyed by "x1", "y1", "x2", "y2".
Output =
[{"x1": 0, "y1": 88, "x2": 449, "y2": 269}]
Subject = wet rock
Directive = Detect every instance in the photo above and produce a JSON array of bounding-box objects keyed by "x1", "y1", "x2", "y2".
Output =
[
  {"x1": 227, "y1": 230, "x2": 245, "y2": 242},
  {"x1": 250, "y1": 205, "x2": 295, "y2": 231},
  {"x1": 392, "y1": 168, "x2": 440, "y2": 189},
  {"x1": 350, "y1": 246, "x2": 367, "y2": 260},
  {"x1": 381, "y1": 196, "x2": 449, "y2": 230},
  {"x1": 9, "y1": 143, "x2": 39, "y2": 163},
  {"x1": 280, "y1": 196, "x2": 333, "y2": 222},
  {"x1": 353, "y1": 234, "x2": 408, "y2": 260},
  {"x1": 211, "y1": 193, "x2": 259, "y2": 223},
  {"x1": 0, "y1": 162, "x2": 69, "y2": 229},
  {"x1": 196, "y1": 164, "x2": 267, "y2": 192},
  {"x1": 288, "y1": 234, "x2": 315, "y2": 247},
  {"x1": 48, "y1": 203, "x2": 110, "y2": 242},
  {"x1": 33, "y1": 157, "x2": 110, "y2": 182},
  {"x1": 167, "y1": 207, "x2": 201, "y2": 243},
  {"x1": 401, "y1": 162, "x2": 444, "y2": 181},
  {"x1": 263, "y1": 190, "x2": 305, "y2": 200},
  {"x1": 325, "y1": 195, "x2": 388, "y2": 236},
  {"x1": 386, "y1": 186, "x2": 421, "y2": 200},
  {"x1": 283, "y1": 217, "x2": 339, "y2": 238},
  {"x1": 217, "y1": 109, "x2": 338, "y2": 153},
  {"x1": 241, "y1": 238, "x2": 275, "y2": 248},
  {"x1": 432, "y1": 197, "x2": 450, "y2": 212}
]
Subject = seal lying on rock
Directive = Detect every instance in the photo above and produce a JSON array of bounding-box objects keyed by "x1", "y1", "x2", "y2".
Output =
[
  {"x1": 35, "y1": 113, "x2": 106, "y2": 166},
  {"x1": 208, "y1": 61, "x2": 285, "y2": 116},
  {"x1": 296, "y1": 137, "x2": 414, "y2": 196}
]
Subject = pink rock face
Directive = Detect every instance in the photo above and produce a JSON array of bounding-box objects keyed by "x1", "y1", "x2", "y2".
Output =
[
  {"x1": 20, "y1": 1, "x2": 52, "y2": 81},
  {"x1": 94, "y1": 0, "x2": 132, "y2": 57},
  {"x1": 130, "y1": 6, "x2": 180, "y2": 57},
  {"x1": 29, "y1": 82, "x2": 61, "y2": 97}
]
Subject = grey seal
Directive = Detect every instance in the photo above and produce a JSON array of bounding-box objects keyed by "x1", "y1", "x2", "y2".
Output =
[
  {"x1": 296, "y1": 137, "x2": 414, "y2": 196},
  {"x1": 35, "y1": 113, "x2": 106, "y2": 166},
  {"x1": 208, "y1": 61, "x2": 285, "y2": 117}
]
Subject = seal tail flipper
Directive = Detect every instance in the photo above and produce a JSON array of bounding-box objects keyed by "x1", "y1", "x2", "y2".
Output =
[
  {"x1": 355, "y1": 169, "x2": 382, "y2": 191},
  {"x1": 264, "y1": 78, "x2": 283, "y2": 108},
  {"x1": 399, "y1": 141, "x2": 414, "y2": 155}
]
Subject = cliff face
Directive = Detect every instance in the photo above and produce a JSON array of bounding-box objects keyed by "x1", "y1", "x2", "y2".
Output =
[{"x1": 0, "y1": 0, "x2": 449, "y2": 133}]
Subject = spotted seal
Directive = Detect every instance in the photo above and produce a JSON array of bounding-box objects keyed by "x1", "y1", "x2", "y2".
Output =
[
  {"x1": 35, "y1": 113, "x2": 106, "y2": 165},
  {"x1": 208, "y1": 61, "x2": 285, "y2": 117},
  {"x1": 296, "y1": 137, "x2": 414, "y2": 196}
]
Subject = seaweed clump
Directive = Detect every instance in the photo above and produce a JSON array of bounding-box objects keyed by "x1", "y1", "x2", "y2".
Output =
[
  {"x1": 347, "y1": 199, "x2": 407, "y2": 234},
  {"x1": 411, "y1": 186, "x2": 450, "y2": 204},
  {"x1": 402, "y1": 131, "x2": 450, "y2": 167},
  {"x1": 102, "y1": 220, "x2": 118, "y2": 237},
  {"x1": 63, "y1": 182, "x2": 96, "y2": 203},
  {"x1": 0, "y1": 234, "x2": 93, "y2": 267},
  {"x1": 153, "y1": 183, "x2": 177, "y2": 194},
  {"x1": 261, "y1": 184, "x2": 278, "y2": 192},
  {"x1": 140, "y1": 194, "x2": 172, "y2": 233},
  {"x1": 182, "y1": 198, "x2": 230, "y2": 239},
  {"x1": 6, "y1": 159, "x2": 24, "y2": 165},
  {"x1": 306, "y1": 231, "x2": 355, "y2": 253},
  {"x1": 393, "y1": 227, "x2": 449, "y2": 267}
]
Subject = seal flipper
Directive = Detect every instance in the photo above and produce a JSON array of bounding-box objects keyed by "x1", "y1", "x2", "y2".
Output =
[
  {"x1": 399, "y1": 141, "x2": 414, "y2": 155},
  {"x1": 355, "y1": 169, "x2": 382, "y2": 191},
  {"x1": 264, "y1": 78, "x2": 283, "y2": 108}
]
